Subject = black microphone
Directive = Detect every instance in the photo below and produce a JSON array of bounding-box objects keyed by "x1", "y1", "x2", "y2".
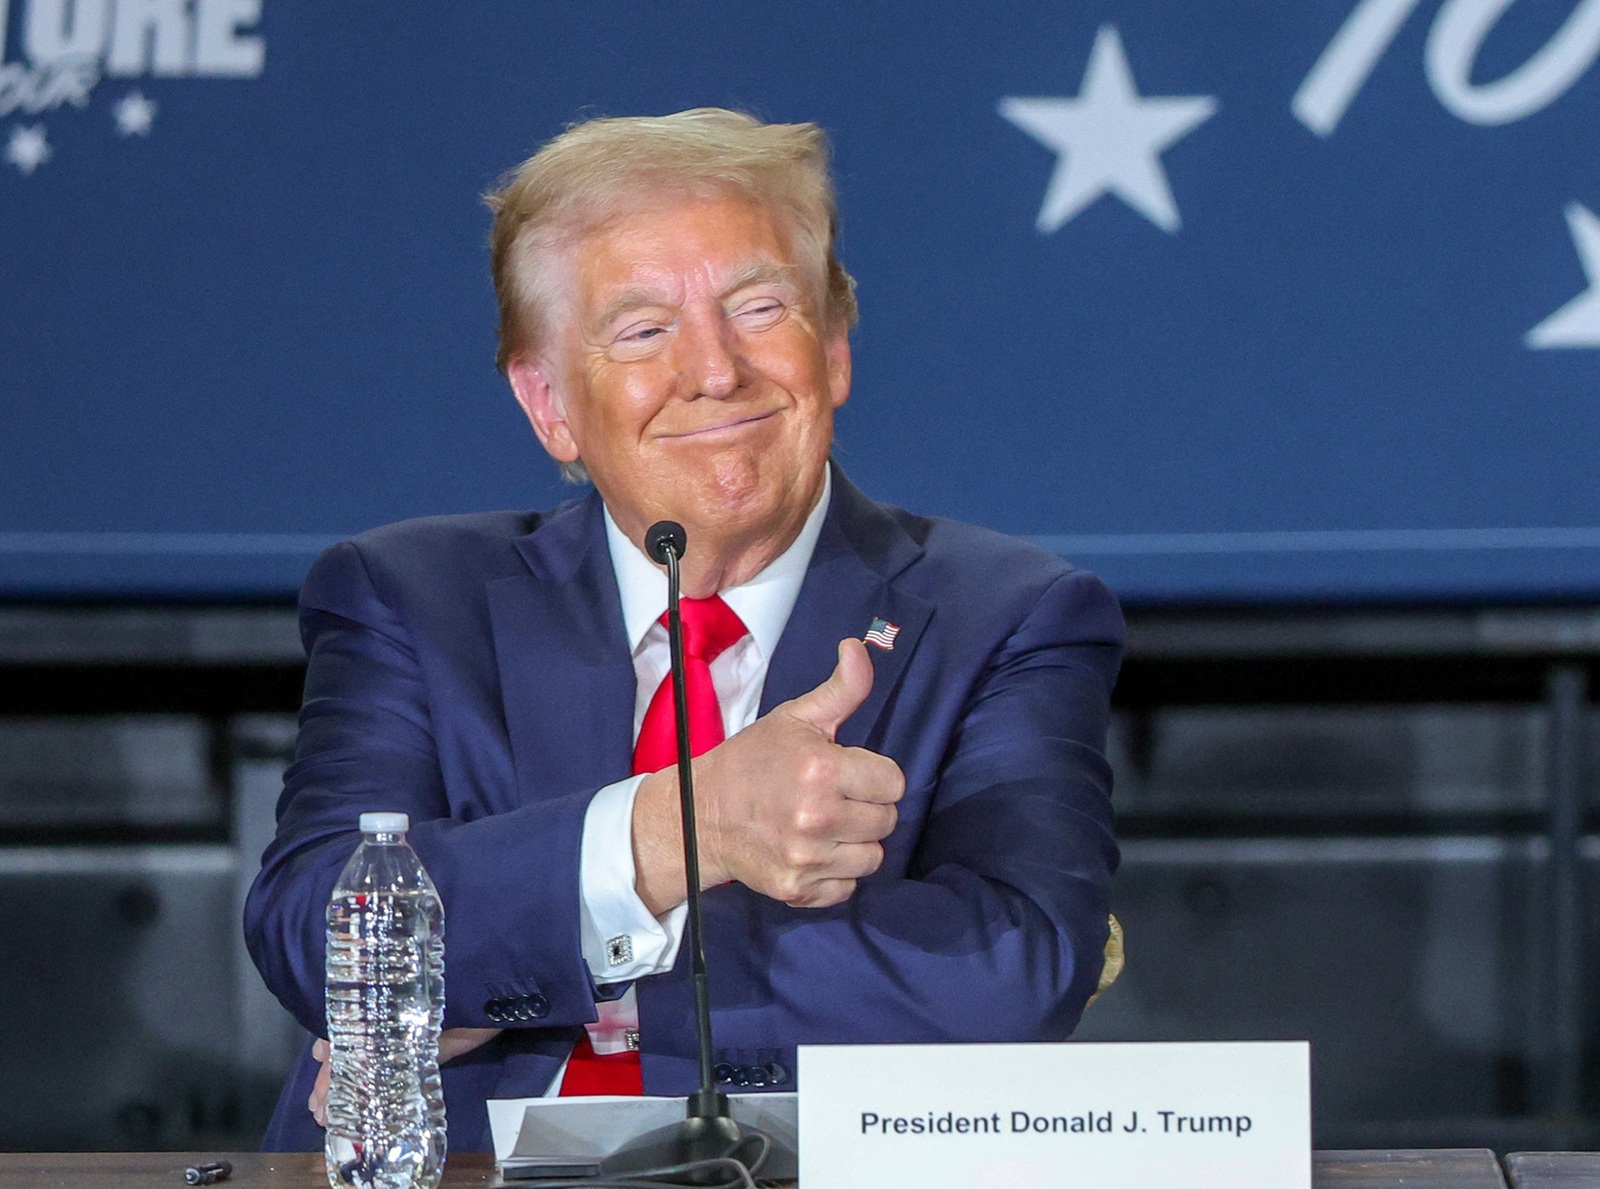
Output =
[
  {"x1": 601, "y1": 520, "x2": 765, "y2": 1183},
  {"x1": 644, "y1": 520, "x2": 687, "y2": 566}
]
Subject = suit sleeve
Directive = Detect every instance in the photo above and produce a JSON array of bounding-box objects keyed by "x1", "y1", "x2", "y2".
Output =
[
  {"x1": 242, "y1": 541, "x2": 599, "y2": 1037},
  {"x1": 705, "y1": 567, "x2": 1122, "y2": 1046}
]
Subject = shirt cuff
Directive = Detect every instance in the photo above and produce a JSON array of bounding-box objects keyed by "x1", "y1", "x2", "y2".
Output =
[{"x1": 579, "y1": 774, "x2": 688, "y2": 985}]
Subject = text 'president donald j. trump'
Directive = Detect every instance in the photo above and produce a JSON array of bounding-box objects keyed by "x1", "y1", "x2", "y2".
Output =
[{"x1": 244, "y1": 107, "x2": 1125, "y2": 1152}]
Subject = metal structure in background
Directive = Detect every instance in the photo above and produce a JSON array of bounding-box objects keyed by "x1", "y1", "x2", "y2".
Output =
[
  {"x1": 1086, "y1": 607, "x2": 1598, "y2": 1150},
  {"x1": 1543, "y1": 664, "x2": 1587, "y2": 1135},
  {"x1": 0, "y1": 603, "x2": 1594, "y2": 1151},
  {"x1": 0, "y1": 609, "x2": 304, "y2": 1150}
]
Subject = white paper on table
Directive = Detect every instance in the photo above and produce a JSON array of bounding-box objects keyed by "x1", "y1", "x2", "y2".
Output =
[{"x1": 489, "y1": 1092, "x2": 798, "y2": 1179}]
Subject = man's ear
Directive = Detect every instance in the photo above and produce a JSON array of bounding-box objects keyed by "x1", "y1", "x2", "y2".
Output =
[
  {"x1": 507, "y1": 356, "x2": 581, "y2": 464},
  {"x1": 825, "y1": 326, "x2": 853, "y2": 410}
]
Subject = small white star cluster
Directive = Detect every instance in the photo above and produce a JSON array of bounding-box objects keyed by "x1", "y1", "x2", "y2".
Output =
[{"x1": 5, "y1": 89, "x2": 158, "y2": 177}]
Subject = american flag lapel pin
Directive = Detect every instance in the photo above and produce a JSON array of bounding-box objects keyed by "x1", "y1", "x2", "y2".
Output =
[{"x1": 864, "y1": 616, "x2": 900, "y2": 650}]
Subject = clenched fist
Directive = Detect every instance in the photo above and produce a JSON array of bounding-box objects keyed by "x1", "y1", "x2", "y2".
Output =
[{"x1": 633, "y1": 637, "x2": 906, "y2": 911}]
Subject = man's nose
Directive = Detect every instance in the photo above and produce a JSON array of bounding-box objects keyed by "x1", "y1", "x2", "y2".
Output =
[{"x1": 676, "y1": 310, "x2": 742, "y2": 399}]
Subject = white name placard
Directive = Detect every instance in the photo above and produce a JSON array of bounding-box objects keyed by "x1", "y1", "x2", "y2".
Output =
[{"x1": 798, "y1": 1041, "x2": 1310, "y2": 1189}]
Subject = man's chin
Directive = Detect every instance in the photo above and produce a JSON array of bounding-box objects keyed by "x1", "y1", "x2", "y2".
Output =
[
  {"x1": 594, "y1": 453, "x2": 825, "y2": 549},
  {"x1": 668, "y1": 484, "x2": 807, "y2": 546}
]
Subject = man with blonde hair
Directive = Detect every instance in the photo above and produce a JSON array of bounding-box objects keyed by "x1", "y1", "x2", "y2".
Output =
[{"x1": 246, "y1": 108, "x2": 1123, "y2": 1152}]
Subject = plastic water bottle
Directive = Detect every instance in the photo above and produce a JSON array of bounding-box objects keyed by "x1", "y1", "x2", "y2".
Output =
[{"x1": 324, "y1": 812, "x2": 446, "y2": 1189}]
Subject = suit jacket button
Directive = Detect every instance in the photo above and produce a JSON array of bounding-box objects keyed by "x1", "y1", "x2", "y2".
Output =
[
  {"x1": 713, "y1": 1063, "x2": 735, "y2": 1085},
  {"x1": 732, "y1": 1065, "x2": 751, "y2": 1087},
  {"x1": 485, "y1": 998, "x2": 505, "y2": 1022},
  {"x1": 526, "y1": 994, "x2": 551, "y2": 1019},
  {"x1": 745, "y1": 1065, "x2": 769, "y2": 1087},
  {"x1": 765, "y1": 1063, "x2": 790, "y2": 1085}
]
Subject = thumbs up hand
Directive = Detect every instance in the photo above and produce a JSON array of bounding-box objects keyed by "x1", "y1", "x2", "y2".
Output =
[
  {"x1": 784, "y1": 634, "x2": 878, "y2": 739},
  {"x1": 632, "y1": 638, "x2": 906, "y2": 912}
]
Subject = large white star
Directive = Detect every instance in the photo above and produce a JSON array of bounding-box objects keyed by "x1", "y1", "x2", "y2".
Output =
[
  {"x1": 114, "y1": 91, "x2": 158, "y2": 138},
  {"x1": 1527, "y1": 203, "x2": 1600, "y2": 350},
  {"x1": 5, "y1": 124, "x2": 51, "y2": 175},
  {"x1": 1000, "y1": 25, "x2": 1218, "y2": 234}
]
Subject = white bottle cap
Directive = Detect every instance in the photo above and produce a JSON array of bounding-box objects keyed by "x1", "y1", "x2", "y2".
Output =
[{"x1": 359, "y1": 812, "x2": 410, "y2": 834}]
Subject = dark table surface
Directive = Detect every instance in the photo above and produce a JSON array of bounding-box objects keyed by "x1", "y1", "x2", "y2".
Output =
[
  {"x1": 0, "y1": 1149, "x2": 1517, "y2": 1187},
  {"x1": 1503, "y1": 1152, "x2": 1600, "y2": 1186},
  {"x1": 0, "y1": 1153, "x2": 487, "y2": 1188},
  {"x1": 1313, "y1": 1150, "x2": 1507, "y2": 1188}
]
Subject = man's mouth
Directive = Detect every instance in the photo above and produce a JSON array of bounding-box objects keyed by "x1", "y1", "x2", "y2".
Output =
[{"x1": 661, "y1": 410, "x2": 779, "y2": 439}]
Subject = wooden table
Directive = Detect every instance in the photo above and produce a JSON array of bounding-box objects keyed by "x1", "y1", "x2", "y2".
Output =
[
  {"x1": 0, "y1": 1149, "x2": 1514, "y2": 1187},
  {"x1": 0, "y1": 1153, "x2": 492, "y2": 1188},
  {"x1": 1314, "y1": 1150, "x2": 1507, "y2": 1188},
  {"x1": 1503, "y1": 1152, "x2": 1600, "y2": 1186}
]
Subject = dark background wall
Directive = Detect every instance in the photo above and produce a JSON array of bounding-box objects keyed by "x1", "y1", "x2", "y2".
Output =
[{"x1": 3, "y1": 0, "x2": 1600, "y2": 1154}]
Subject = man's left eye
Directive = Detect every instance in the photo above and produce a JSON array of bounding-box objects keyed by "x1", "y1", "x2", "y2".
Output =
[{"x1": 735, "y1": 300, "x2": 784, "y2": 323}]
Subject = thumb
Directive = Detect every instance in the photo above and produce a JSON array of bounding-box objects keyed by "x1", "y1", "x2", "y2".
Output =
[{"x1": 787, "y1": 637, "x2": 875, "y2": 739}]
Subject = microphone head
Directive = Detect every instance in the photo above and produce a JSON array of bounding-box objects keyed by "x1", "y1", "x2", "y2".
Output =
[{"x1": 644, "y1": 520, "x2": 687, "y2": 564}]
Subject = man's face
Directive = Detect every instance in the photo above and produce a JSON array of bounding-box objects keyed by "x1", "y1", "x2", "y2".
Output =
[{"x1": 509, "y1": 193, "x2": 851, "y2": 562}]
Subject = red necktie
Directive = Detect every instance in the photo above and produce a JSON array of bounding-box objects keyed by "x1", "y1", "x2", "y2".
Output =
[{"x1": 560, "y1": 595, "x2": 747, "y2": 1097}]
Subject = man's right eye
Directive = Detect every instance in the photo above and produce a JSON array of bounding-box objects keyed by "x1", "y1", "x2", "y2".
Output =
[{"x1": 617, "y1": 324, "x2": 668, "y2": 345}]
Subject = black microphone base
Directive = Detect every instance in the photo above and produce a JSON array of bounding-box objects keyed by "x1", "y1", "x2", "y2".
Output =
[{"x1": 599, "y1": 1114, "x2": 755, "y2": 1184}]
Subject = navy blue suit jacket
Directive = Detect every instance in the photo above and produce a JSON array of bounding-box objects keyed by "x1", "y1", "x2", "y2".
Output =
[{"x1": 244, "y1": 467, "x2": 1123, "y2": 1152}]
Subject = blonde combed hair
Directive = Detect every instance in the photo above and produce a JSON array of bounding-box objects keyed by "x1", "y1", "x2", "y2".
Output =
[{"x1": 486, "y1": 108, "x2": 858, "y2": 376}]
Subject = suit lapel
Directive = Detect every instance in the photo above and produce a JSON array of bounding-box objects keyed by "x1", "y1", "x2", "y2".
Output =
[
  {"x1": 761, "y1": 468, "x2": 933, "y2": 751},
  {"x1": 488, "y1": 493, "x2": 636, "y2": 800}
]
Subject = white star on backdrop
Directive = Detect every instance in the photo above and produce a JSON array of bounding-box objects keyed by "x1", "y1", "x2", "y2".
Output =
[
  {"x1": 1526, "y1": 203, "x2": 1600, "y2": 350},
  {"x1": 5, "y1": 124, "x2": 51, "y2": 175},
  {"x1": 1000, "y1": 25, "x2": 1218, "y2": 234},
  {"x1": 114, "y1": 91, "x2": 158, "y2": 138}
]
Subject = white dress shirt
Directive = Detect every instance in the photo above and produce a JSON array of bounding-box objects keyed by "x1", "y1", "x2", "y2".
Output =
[{"x1": 546, "y1": 470, "x2": 832, "y2": 1088}]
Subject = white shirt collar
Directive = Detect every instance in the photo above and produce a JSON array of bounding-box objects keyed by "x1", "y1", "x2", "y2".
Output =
[{"x1": 602, "y1": 467, "x2": 832, "y2": 661}]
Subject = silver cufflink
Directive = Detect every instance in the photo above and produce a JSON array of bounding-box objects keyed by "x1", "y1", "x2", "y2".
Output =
[
  {"x1": 626, "y1": 1029, "x2": 641, "y2": 1052},
  {"x1": 606, "y1": 935, "x2": 634, "y2": 967}
]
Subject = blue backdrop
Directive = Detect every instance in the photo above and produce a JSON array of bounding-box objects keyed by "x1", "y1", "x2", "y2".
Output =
[{"x1": 4, "y1": 1, "x2": 1600, "y2": 602}]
